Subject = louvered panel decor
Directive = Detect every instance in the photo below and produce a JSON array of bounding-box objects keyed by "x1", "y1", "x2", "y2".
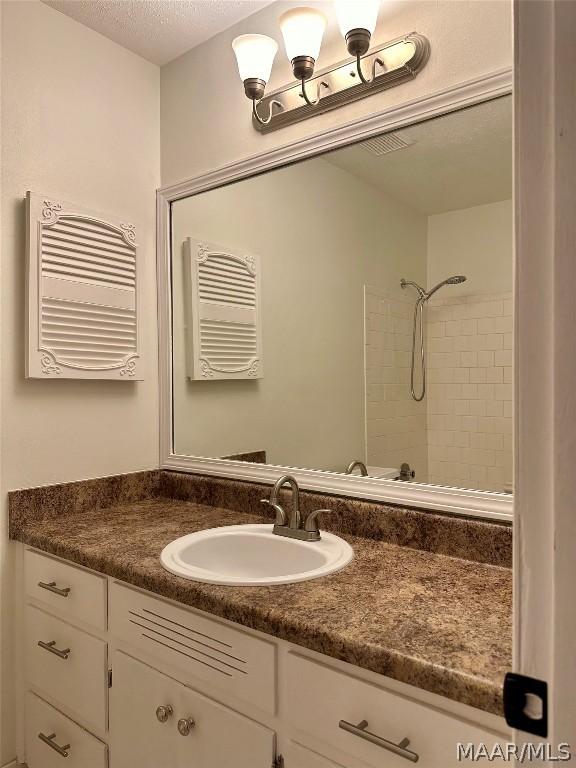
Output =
[
  {"x1": 185, "y1": 239, "x2": 263, "y2": 380},
  {"x1": 26, "y1": 192, "x2": 142, "y2": 379}
]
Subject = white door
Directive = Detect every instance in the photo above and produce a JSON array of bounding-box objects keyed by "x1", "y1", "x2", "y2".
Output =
[
  {"x1": 515, "y1": 0, "x2": 576, "y2": 752},
  {"x1": 110, "y1": 651, "x2": 275, "y2": 768},
  {"x1": 109, "y1": 652, "x2": 178, "y2": 768}
]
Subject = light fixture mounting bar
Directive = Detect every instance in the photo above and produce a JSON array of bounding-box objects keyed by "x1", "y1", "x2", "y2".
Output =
[{"x1": 253, "y1": 32, "x2": 430, "y2": 133}]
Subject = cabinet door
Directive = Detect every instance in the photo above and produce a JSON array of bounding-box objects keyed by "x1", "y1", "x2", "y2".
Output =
[
  {"x1": 109, "y1": 652, "x2": 178, "y2": 768},
  {"x1": 110, "y1": 651, "x2": 275, "y2": 768},
  {"x1": 176, "y1": 679, "x2": 274, "y2": 768}
]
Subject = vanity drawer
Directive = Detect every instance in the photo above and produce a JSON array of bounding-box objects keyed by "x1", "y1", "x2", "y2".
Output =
[
  {"x1": 109, "y1": 581, "x2": 276, "y2": 714},
  {"x1": 25, "y1": 605, "x2": 108, "y2": 732},
  {"x1": 285, "y1": 654, "x2": 505, "y2": 768},
  {"x1": 25, "y1": 548, "x2": 107, "y2": 630},
  {"x1": 25, "y1": 692, "x2": 107, "y2": 768}
]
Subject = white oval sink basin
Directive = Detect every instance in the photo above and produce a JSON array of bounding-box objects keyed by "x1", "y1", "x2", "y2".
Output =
[{"x1": 160, "y1": 524, "x2": 353, "y2": 586}]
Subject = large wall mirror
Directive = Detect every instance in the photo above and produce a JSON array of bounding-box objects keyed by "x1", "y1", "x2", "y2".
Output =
[{"x1": 163, "y1": 93, "x2": 513, "y2": 517}]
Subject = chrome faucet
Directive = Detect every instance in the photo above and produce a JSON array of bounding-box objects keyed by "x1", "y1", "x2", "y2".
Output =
[
  {"x1": 261, "y1": 474, "x2": 331, "y2": 542},
  {"x1": 345, "y1": 460, "x2": 368, "y2": 476}
]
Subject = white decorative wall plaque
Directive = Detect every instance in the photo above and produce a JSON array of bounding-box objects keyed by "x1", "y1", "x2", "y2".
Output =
[
  {"x1": 184, "y1": 239, "x2": 263, "y2": 381},
  {"x1": 26, "y1": 192, "x2": 142, "y2": 380}
]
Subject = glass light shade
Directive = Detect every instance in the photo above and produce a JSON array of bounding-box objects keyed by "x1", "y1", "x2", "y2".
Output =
[
  {"x1": 279, "y1": 7, "x2": 327, "y2": 62},
  {"x1": 232, "y1": 34, "x2": 278, "y2": 83},
  {"x1": 335, "y1": 0, "x2": 380, "y2": 36}
]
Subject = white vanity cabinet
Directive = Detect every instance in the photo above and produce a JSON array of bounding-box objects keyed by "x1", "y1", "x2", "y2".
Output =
[
  {"x1": 109, "y1": 651, "x2": 275, "y2": 768},
  {"x1": 18, "y1": 547, "x2": 510, "y2": 768},
  {"x1": 22, "y1": 551, "x2": 110, "y2": 767}
]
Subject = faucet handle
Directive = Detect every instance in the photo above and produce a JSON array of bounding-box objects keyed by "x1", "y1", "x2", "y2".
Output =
[
  {"x1": 260, "y1": 499, "x2": 287, "y2": 527},
  {"x1": 304, "y1": 508, "x2": 332, "y2": 536}
]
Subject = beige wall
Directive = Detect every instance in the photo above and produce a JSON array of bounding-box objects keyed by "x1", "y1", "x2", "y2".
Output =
[
  {"x1": 427, "y1": 200, "x2": 513, "y2": 295},
  {"x1": 172, "y1": 158, "x2": 427, "y2": 471},
  {"x1": 161, "y1": 0, "x2": 512, "y2": 186},
  {"x1": 0, "y1": 2, "x2": 160, "y2": 762}
]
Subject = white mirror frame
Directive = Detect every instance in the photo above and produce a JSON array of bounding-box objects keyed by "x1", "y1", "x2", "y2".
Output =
[{"x1": 158, "y1": 66, "x2": 514, "y2": 522}]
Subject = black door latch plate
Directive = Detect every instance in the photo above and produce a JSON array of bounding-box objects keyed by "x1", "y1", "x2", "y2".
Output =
[{"x1": 503, "y1": 672, "x2": 548, "y2": 737}]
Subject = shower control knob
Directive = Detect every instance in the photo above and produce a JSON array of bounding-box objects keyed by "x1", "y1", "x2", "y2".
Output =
[
  {"x1": 155, "y1": 705, "x2": 173, "y2": 723},
  {"x1": 399, "y1": 462, "x2": 416, "y2": 481},
  {"x1": 177, "y1": 717, "x2": 195, "y2": 736}
]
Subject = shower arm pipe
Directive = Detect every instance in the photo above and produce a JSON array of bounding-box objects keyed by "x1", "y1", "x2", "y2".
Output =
[{"x1": 400, "y1": 279, "x2": 426, "y2": 299}]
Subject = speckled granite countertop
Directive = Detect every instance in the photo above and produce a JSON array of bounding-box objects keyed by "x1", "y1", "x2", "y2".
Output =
[{"x1": 11, "y1": 492, "x2": 512, "y2": 716}]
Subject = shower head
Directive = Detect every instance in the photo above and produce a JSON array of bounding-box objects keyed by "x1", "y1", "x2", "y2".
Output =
[
  {"x1": 425, "y1": 274, "x2": 467, "y2": 300},
  {"x1": 400, "y1": 275, "x2": 467, "y2": 301}
]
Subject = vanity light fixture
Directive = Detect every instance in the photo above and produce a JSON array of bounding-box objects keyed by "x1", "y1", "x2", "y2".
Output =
[
  {"x1": 335, "y1": 0, "x2": 383, "y2": 83},
  {"x1": 279, "y1": 7, "x2": 328, "y2": 106},
  {"x1": 232, "y1": 34, "x2": 279, "y2": 124},
  {"x1": 232, "y1": 1, "x2": 430, "y2": 133}
]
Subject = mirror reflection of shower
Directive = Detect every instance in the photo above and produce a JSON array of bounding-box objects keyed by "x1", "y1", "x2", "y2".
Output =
[{"x1": 400, "y1": 275, "x2": 467, "y2": 401}]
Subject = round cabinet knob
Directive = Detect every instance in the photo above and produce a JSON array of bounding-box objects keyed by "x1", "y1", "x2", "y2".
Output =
[
  {"x1": 177, "y1": 717, "x2": 195, "y2": 736},
  {"x1": 155, "y1": 705, "x2": 173, "y2": 723}
]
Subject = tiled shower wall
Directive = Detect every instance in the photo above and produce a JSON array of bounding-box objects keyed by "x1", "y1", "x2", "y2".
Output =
[
  {"x1": 365, "y1": 289, "x2": 513, "y2": 492},
  {"x1": 365, "y1": 287, "x2": 428, "y2": 477},
  {"x1": 426, "y1": 292, "x2": 513, "y2": 491}
]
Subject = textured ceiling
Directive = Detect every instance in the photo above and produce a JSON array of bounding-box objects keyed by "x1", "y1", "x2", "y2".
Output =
[
  {"x1": 42, "y1": 0, "x2": 275, "y2": 65},
  {"x1": 326, "y1": 96, "x2": 513, "y2": 216}
]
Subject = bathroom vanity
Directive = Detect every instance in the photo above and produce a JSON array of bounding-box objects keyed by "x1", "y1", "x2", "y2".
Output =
[{"x1": 10, "y1": 471, "x2": 512, "y2": 768}]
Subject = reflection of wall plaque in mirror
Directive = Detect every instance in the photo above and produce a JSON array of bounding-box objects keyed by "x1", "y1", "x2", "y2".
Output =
[
  {"x1": 26, "y1": 192, "x2": 141, "y2": 379},
  {"x1": 184, "y1": 239, "x2": 262, "y2": 380}
]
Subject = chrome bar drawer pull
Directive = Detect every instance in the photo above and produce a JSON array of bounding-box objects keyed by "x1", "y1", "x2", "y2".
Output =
[
  {"x1": 38, "y1": 732, "x2": 71, "y2": 757},
  {"x1": 38, "y1": 580, "x2": 71, "y2": 597},
  {"x1": 338, "y1": 719, "x2": 419, "y2": 763},
  {"x1": 38, "y1": 640, "x2": 71, "y2": 659}
]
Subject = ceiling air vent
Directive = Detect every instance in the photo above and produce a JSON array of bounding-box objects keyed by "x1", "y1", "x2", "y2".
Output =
[{"x1": 360, "y1": 133, "x2": 414, "y2": 156}]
